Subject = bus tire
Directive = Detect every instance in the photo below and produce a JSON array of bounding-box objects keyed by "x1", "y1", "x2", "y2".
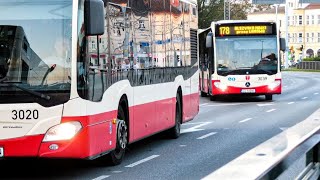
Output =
[
  {"x1": 210, "y1": 95, "x2": 216, "y2": 101},
  {"x1": 265, "y1": 94, "x2": 273, "y2": 101},
  {"x1": 200, "y1": 91, "x2": 207, "y2": 97},
  {"x1": 168, "y1": 93, "x2": 182, "y2": 139},
  {"x1": 108, "y1": 106, "x2": 128, "y2": 165}
]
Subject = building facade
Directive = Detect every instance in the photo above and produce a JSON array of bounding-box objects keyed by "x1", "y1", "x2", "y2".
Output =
[{"x1": 248, "y1": 1, "x2": 320, "y2": 62}]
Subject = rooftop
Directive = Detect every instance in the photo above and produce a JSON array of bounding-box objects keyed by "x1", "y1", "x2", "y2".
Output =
[{"x1": 304, "y1": 3, "x2": 320, "y2": 9}]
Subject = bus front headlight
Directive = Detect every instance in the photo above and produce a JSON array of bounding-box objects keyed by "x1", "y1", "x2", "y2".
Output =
[
  {"x1": 214, "y1": 82, "x2": 227, "y2": 91},
  {"x1": 268, "y1": 80, "x2": 281, "y2": 90},
  {"x1": 43, "y1": 121, "x2": 82, "y2": 142}
]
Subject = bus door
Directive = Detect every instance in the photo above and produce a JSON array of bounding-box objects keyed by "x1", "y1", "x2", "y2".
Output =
[
  {"x1": 198, "y1": 29, "x2": 211, "y2": 94},
  {"x1": 206, "y1": 31, "x2": 214, "y2": 95}
]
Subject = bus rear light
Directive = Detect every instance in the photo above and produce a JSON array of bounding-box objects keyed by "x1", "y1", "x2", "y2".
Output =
[
  {"x1": 214, "y1": 82, "x2": 227, "y2": 91},
  {"x1": 268, "y1": 80, "x2": 281, "y2": 90},
  {"x1": 43, "y1": 121, "x2": 82, "y2": 142}
]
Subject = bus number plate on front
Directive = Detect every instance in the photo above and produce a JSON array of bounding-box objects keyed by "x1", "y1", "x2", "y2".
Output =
[
  {"x1": 0, "y1": 147, "x2": 3, "y2": 157},
  {"x1": 241, "y1": 89, "x2": 255, "y2": 93}
]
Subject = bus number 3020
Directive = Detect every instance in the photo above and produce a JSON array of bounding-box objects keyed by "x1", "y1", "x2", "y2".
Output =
[{"x1": 12, "y1": 110, "x2": 39, "y2": 120}]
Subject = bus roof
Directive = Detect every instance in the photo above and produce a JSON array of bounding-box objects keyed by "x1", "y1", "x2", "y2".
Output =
[
  {"x1": 180, "y1": 0, "x2": 197, "y2": 5},
  {"x1": 213, "y1": 20, "x2": 276, "y2": 25},
  {"x1": 198, "y1": 28, "x2": 210, "y2": 34}
]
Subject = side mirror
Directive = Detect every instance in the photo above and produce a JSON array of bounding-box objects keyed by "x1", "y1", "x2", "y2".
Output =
[
  {"x1": 206, "y1": 32, "x2": 213, "y2": 48},
  {"x1": 84, "y1": 0, "x2": 105, "y2": 36},
  {"x1": 280, "y1": 38, "x2": 286, "y2": 51}
]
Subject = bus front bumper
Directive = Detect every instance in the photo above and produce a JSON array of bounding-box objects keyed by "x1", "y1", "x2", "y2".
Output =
[
  {"x1": 212, "y1": 81, "x2": 282, "y2": 95},
  {"x1": 0, "y1": 122, "x2": 115, "y2": 159}
]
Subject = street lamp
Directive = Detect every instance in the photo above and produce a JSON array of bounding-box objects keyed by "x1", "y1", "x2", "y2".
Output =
[
  {"x1": 224, "y1": 0, "x2": 231, "y2": 20},
  {"x1": 272, "y1": 4, "x2": 280, "y2": 26},
  {"x1": 284, "y1": 0, "x2": 289, "y2": 69},
  {"x1": 252, "y1": 0, "x2": 289, "y2": 69}
]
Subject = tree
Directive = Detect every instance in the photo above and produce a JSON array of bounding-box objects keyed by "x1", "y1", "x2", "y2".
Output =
[
  {"x1": 197, "y1": 0, "x2": 271, "y2": 29},
  {"x1": 197, "y1": 0, "x2": 224, "y2": 29},
  {"x1": 229, "y1": 0, "x2": 252, "y2": 20}
]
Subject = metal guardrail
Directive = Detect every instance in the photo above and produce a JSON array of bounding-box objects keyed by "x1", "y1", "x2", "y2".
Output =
[
  {"x1": 202, "y1": 108, "x2": 320, "y2": 180},
  {"x1": 297, "y1": 61, "x2": 320, "y2": 70}
]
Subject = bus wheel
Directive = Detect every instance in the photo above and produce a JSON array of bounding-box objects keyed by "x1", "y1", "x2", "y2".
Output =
[
  {"x1": 109, "y1": 106, "x2": 128, "y2": 165},
  {"x1": 200, "y1": 91, "x2": 207, "y2": 97},
  {"x1": 210, "y1": 95, "x2": 216, "y2": 101},
  {"x1": 265, "y1": 94, "x2": 273, "y2": 101},
  {"x1": 168, "y1": 94, "x2": 182, "y2": 139}
]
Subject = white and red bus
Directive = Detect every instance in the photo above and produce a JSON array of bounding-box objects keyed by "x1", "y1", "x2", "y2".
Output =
[
  {"x1": 199, "y1": 20, "x2": 285, "y2": 101},
  {"x1": 0, "y1": 0, "x2": 199, "y2": 165}
]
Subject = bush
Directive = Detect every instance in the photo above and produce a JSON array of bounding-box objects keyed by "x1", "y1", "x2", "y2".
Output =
[{"x1": 303, "y1": 57, "x2": 320, "y2": 61}]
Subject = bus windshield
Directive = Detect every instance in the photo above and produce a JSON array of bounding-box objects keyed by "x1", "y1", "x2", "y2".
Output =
[
  {"x1": 215, "y1": 36, "x2": 278, "y2": 76},
  {"x1": 0, "y1": 0, "x2": 72, "y2": 107}
]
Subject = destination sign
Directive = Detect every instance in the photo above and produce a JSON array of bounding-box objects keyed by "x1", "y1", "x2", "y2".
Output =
[{"x1": 216, "y1": 23, "x2": 275, "y2": 36}]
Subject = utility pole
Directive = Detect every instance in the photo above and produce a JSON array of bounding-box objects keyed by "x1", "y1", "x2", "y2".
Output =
[
  {"x1": 284, "y1": 0, "x2": 289, "y2": 69},
  {"x1": 224, "y1": 0, "x2": 231, "y2": 20}
]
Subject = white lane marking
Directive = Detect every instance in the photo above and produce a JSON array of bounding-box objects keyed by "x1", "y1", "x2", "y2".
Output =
[
  {"x1": 206, "y1": 103, "x2": 245, "y2": 107},
  {"x1": 257, "y1": 103, "x2": 274, "y2": 107},
  {"x1": 92, "y1": 175, "x2": 110, "y2": 180},
  {"x1": 181, "y1": 122, "x2": 212, "y2": 133},
  {"x1": 200, "y1": 103, "x2": 209, "y2": 107},
  {"x1": 266, "y1": 109, "x2": 276, "y2": 113},
  {"x1": 284, "y1": 85, "x2": 288, "y2": 88},
  {"x1": 183, "y1": 122, "x2": 210, "y2": 125},
  {"x1": 315, "y1": 93, "x2": 319, "y2": 95},
  {"x1": 224, "y1": 128, "x2": 230, "y2": 130},
  {"x1": 239, "y1": 118, "x2": 253, "y2": 123},
  {"x1": 125, "y1": 155, "x2": 159, "y2": 168},
  {"x1": 180, "y1": 145, "x2": 187, "y2": 147},
  {"x1": 112, "y1": 171, "x2": 122, "y2": 174},
  {"x1": 288, "y1": 102, "x2": 295, "y2": 105},
  {"x1": 197, "y1": 132, "x2": 217, "y2": 140},
  {"x1": 302, "y1": 97, "x2": 308, "y2": 100}
]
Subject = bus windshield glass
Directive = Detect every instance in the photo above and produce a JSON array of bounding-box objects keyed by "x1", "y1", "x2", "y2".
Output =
[
  {"x1": 0, "y1": 0, "x2": 72, "y2": 107},
  {"x1": 215, "y1": 36, "x2": 278, "y2": 76}
]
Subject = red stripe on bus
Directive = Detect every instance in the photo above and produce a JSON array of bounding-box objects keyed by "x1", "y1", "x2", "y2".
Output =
[{"x1": 0, "y1": 93, "x2": 199, "y2": 158}]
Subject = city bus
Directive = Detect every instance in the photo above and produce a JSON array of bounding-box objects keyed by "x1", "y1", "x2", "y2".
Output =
[
  {"x1": 0, "y1": 0, "x2": 199, "y2": 165},
  {"x1": 199, "y1": 20, "x2": 285, "y2": 101}
]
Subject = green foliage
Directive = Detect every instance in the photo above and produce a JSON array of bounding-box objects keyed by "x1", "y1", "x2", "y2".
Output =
[
  {"x1": 303, "y1": 57, "x2": 320, "y2": 61},
  {"x1": 197, "y1": 0, "x2": 271, "y2": 29},
  {"x1": 197, "y1": 0, "x2": 224, "y2": 29},
  {"x1": 229, "y1": 0, "x2": 251, "y2": 20}
]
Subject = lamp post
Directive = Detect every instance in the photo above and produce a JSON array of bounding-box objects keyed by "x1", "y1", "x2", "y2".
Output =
[
  {"x1": 284, "y1": 0, "x2": 289, "y2": 69},
  {"x1": 224, "y1": 0, "x2": 230, "y2": 20}
]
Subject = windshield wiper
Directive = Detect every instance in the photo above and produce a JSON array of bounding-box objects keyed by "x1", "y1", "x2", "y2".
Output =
[
  {"x1": 0, "y1": 80, "x2": 51, "y2": 100},
  {"x1": 254, "y1": 69, "x2": 273, "y2": 75},
  {"x1": 220, "y1": 69, "x2": 250, "y2": 76}
]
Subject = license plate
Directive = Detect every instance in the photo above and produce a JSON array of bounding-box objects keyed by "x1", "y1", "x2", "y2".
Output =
[
  {"x1": 241, "y1": 89, "x2": 255, "y2": 93},
  {"x1": 0, "y1": 147, "x2": 3, "y2": 157}
]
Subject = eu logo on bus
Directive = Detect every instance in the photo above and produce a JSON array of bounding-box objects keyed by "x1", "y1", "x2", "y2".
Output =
[{"x1": 228, "y1": 77, "x2": 236, "y2": 81}]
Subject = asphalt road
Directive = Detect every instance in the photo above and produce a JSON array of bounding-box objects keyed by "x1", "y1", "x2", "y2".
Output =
[{"x1": 1, "y1": 71, "x2": 320, "y2": 180}]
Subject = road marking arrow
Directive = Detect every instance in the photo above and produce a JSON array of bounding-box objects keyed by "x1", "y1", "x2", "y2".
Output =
[{"x1": 181, "y1": 122, "x2": 212, "y2": 133}]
